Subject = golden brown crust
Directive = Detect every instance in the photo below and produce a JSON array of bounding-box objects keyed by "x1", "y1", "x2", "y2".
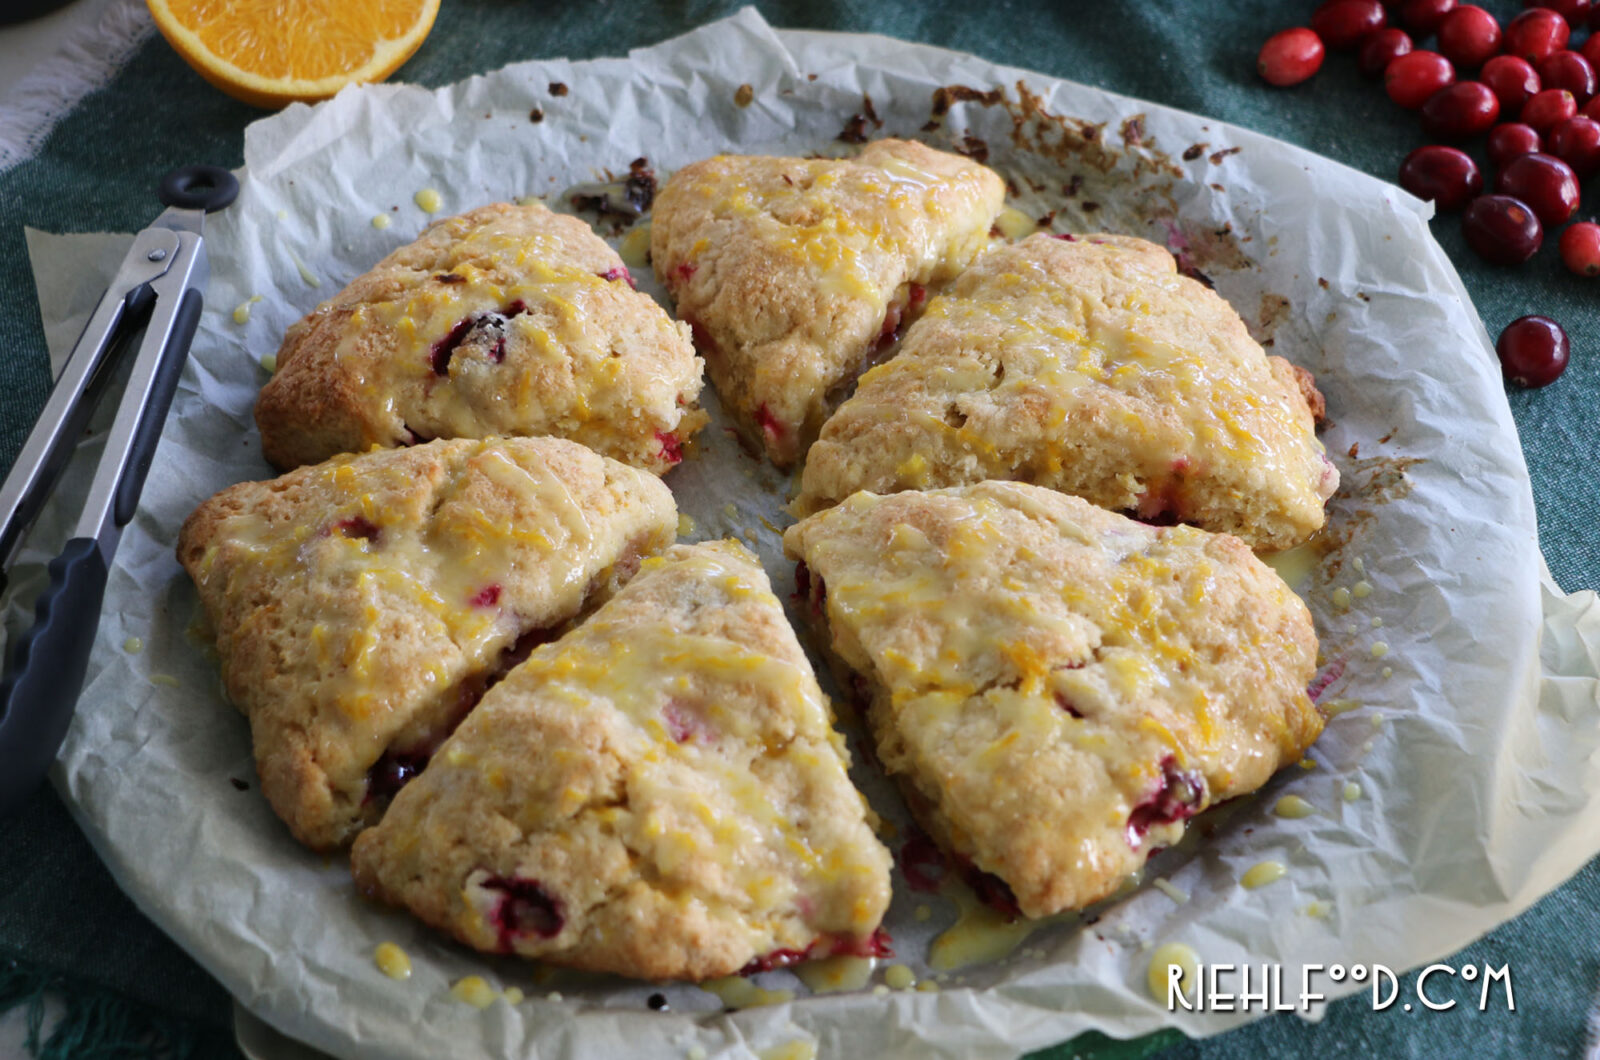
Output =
[
  {"x1": 1289, "y1": 362, "x2": 1328, "y2": 427},
  {"x1": 255, "y1": 202, "x2": 706, "y2": 473},
  {"x1": 651, "y1": 140, "x2": 1005, "y2": 467},
  {"x1": 351, "y1": 541, "x2": 891, "y2": 980},
  {"x1": 784, "y1": 483, "x2": 1323, "y2": 918},
  {"x1": 178, "y1": 437, "x2": 677, "y2": 850},
  {"x1": 794, "y1": 233, "x2": 1338, "y2": 550}
]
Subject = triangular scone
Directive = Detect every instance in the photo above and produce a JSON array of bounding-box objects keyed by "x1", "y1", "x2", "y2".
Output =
[
  {"x1": 784, "y1": 483, "x2": 1323, "y2": 918},
  {"x1": 650, "y1": 140, "x2": 1005, "y2": 467},
  {"x1": 255, "y1": 202, "x2": 707, "y2": 474},
  {"x1": 794, "y1": 233, "x2": 1338, "y2": 551},
  {"x1": 177, "y1": 437, "x2": 676, "y2": 850},
  {"x1": 350, "y1": 541, "x2": 892, "y2": 981}
]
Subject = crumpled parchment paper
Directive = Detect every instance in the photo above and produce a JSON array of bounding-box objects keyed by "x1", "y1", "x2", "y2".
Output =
[{"x1": 14, "y1": 9, "x2": 1600, "y2": 1060}]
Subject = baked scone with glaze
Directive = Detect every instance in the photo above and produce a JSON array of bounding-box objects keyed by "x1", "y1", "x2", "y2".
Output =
[
  {"x1": 794, "y1": 233, "x2": 1338, "y2": 551},
  {"x1": 651, "y1": 139, "x2": 1005, "y2": 467},
  {"x1": 351, "y1": 541, "x2": 892, "y2": 980},
  {"x1": 178, "y1": 437, "x2": 676, "y2": 850},
  {"x1": 784, "y1": 483, "x2": 1323, "y2": 918},
  {"x1": 255, "y1": 202, "x2": 707, "y2": 474}
]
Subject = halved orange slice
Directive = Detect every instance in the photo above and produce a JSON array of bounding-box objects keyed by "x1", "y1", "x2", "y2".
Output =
[{"x1": 146, "y1": 0, "x2": 440, "y2": 109}]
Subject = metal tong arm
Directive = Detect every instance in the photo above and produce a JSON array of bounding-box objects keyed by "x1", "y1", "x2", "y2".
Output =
[
  {"x1": 76, "y1": 213, "x2": 209, "y2": 565},
  {"x1": 0, "y1": 211, "x2": 209, "y2": 813},
  {"x1": 0, "y1": 226, "x2": 179, "y2": 573}
]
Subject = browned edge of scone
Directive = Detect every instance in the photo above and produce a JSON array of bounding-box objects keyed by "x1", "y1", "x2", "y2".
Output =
[
  {"x1": 1288, "y1": 362, "x2": 1329, "y2": 429},
  {"x1": 253, "y1": 311, "x2": 373, "y2": 470}
]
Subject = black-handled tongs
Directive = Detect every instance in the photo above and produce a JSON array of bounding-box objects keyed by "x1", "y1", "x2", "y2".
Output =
[{"x1": 0, "y1": 165, "x2": 238, "y2": 814}]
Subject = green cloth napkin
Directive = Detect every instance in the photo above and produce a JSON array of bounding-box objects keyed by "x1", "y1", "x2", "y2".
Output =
[{"x1": 1, "y1": 1, "x2": 1596, "y2": 1057}]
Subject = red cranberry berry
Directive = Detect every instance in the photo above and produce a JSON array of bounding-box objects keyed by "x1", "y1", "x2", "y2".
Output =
[
  {"x1": 1387, "y1": 50, "x2": 1457, "y2": 107},
  {"x1": 1437, "y1": 5, "x2": 1503, "y2": 69},
  {"x1": 1523, "y1": 87, "x2": 1580, "y2": 130},
  {"x1": 1559, "y1": 221, "x2": 1600, "y2": 275},
  {"x1": 1259, "y1": 28, "x2": 1327, "y2": 86},
  {"x1": 1313, "y1": 0, "x2": 1389, "y2": 49},
  {"x1": 1496, "y1": 152, "x2": 1581, "y2": 225},
  {"x1": 956, "y1": 861, "x2": 1024, "y2": 920},
  {"x1": 1125, "y1": 756, "x2": 1206, "y2": 847},
  {"x1": 1546, "y1": 115, "x2": 1600, "y2": 176},
  {"x1": 1421, "y1": 80, "x2": 1501, "y2": 138},
  {"x1": 364, "y1": 751, "x2": 428, "y2": 804},
  {"x1": 1480, "y1": 55, "x2": 1542, "y2": 115},
  {"x1": 429, "y1": 302, "x2": 525, "y2": 374},
  {"x1": 1525, "y1": 0, "x2": 1591, "y2": 23},
  {"x1": 899, "y1": 834, "x2": 947, "y2": 892},
  {"x1": 655, "y1": 429, "x2": 683, "y2": 465},
  {"x1": 1496, "y1": 315, "x2": 1569, "y2": 387},
  {"x1": 1587, "y1": 96, "x2": 1600, "y2": 120},
  {"x1": 740, "y1": 946, "x2": 814, "y2": 975},
  {"x1": 1539, "y1": 51, "x2": 1598, "y2": 104},
  {"x1": 334, "y1": 516, "x2": 380, "y2": 542},
  {"x1": 1582, "y1": 35, "x2": 1600, "y2": 71},
  {"x1": 1402, "y1": 0, "x2": 1457, "y2": 35},
  {"x1": 1399, "y1": 145, "x2": 1484, "y2": 210},
  {"x1": 483, "y1": 875, "x2": 564, "y2": 943},
  {"x1": 1360, "y1": 27, "x2": 1416, "y2": 77},
  {"x1": 754, "y1": 402, "x2": 782, "y2": 443},
  {"x1": 1487, "y1": 121, "x2": 1546, "y2": 166},
  {"x1": 1462, "y1": 194, "x2": 1544, "y2": 263},
  {"x1": 1504, "y1": 8, "x2": 1571, "y2": 64}
]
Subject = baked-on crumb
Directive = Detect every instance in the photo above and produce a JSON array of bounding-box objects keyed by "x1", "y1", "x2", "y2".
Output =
[
  {"x1": 784, "y1": 483, "x2": 1323, "y2": 918},
  {"x1": 351, "y1": 541, "x2": 892, "y2": 981},
  {"x1": 794, "y1": 233, "x2": 1337, "y2": 551},
  {"x1": 651, "y1": 139, "x2": 1005, "y2": 468},
  {"x1": 256, "y1": 202, "x2": 706, "y2": 474},
  {"x1": 177, "y1": 437, "x2": 677, "y2": 850}
]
